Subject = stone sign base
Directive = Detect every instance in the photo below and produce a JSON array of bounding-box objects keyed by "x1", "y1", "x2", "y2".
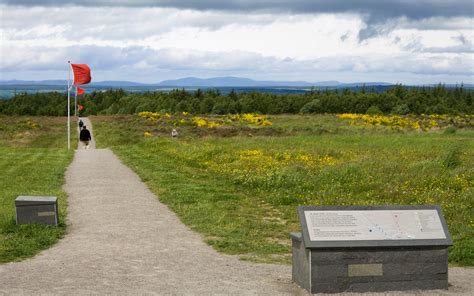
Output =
[
  {"x1": 291, "y1": 232, "x2": 449, "y2": 294},
  {"x1": 15, "y1": 196, "x2": 58, "y2": 226}
]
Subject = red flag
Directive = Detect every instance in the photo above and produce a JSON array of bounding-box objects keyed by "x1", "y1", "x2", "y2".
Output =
[
  {"x1": 76, "y1": 87, "x2": 85, "y2": 96},
  {"x1": 71, "y1": 64, "x2": 91, "y2": 85},
  {"x1": 78, "y1": 104, "x2": 84, "y2": 111}
]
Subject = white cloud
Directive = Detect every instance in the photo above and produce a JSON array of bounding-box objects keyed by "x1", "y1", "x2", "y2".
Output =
[{"x1": 0, "y1": 5, "x2": 473, "y2": 84}]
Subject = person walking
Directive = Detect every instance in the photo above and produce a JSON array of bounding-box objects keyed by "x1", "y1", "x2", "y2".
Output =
[
  {"x1": 79, "y1": 125, "x2": 92, "y2": 149},
  {"x1": 78, "y1": 119, "x2": 84, "y2": 128}
]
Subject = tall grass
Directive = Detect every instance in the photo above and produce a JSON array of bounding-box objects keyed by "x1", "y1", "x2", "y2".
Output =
[
  {"x1": 93, "y1": 114, "x2": 474, "y2": 266},
  {"x1": 0, "y1": 116, "x2": 74, "y2": 263}
]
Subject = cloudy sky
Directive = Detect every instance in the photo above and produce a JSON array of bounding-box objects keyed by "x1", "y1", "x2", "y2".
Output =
[{"x1": 0, "y1": 0, "x2": 473, "y2": 84}]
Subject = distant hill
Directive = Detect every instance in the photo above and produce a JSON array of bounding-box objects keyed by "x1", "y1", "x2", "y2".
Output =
[
  {"x1": 340, "y1": 82, "x2": 393, "y2": 87},
  {"x1": 0, "y1": 77, "x2": 380, "y2": 88},
  {"x1": 158, "y1": 76, "x2": 256, "y2": 87},
  {"x1": 157, "y1": 77, "x2": 398, "y2": 87},
  {"x1": 90, "y1": 81, "x2": 149, "y2": 87},
  {"x1": 158, "y1": 76, "x2": 321, "y2": 87},
  {"x1": 0, "y1": 80, "x2": 67, "y2": 85},
  {"x1": 2, "y1": 77, "x2": 471, "y2": 89},
  {"x1": 0, "y1": 80, "x2": 149, "y2": 87}
]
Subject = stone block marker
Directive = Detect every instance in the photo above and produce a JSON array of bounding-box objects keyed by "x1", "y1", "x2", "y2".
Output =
[
  {"x1": 292, "y1": 205, "x2": 452, "y2": 294},
  {"x1": 15, "y1": 196, "x2": 58, "y2": 226}
]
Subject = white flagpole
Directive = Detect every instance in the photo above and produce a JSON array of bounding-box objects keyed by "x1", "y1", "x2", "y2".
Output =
[
  {"x1": 67, "y1": 61, "x2": 71, "y2": 150},
  {"x1": 74, "y1": 87, "x2": 77, "y2": 117}
]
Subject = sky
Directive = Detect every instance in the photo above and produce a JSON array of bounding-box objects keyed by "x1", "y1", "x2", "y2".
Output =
[{"x1": 0, "y1": 0, "x2": 473, "y2": 84}]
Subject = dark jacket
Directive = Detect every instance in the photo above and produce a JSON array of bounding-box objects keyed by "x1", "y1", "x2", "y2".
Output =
[
  {"x1": 78, "y1": 120, "x2": 83, "y2": 128},
  {"x1": 80, "y1": 129, "x2": 91, "y2": 141}
]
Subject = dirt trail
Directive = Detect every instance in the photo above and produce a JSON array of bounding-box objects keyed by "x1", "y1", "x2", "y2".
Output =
[{"x1": 0, "y1": 119, "x2": 472, "y2": 295}]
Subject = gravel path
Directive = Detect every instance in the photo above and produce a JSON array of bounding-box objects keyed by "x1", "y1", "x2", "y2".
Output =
[
  {"x1": 77, "y1": 117, "x2": 96, "y2": 149},
  {"x1": 0, "y1": 119, "x2": 472, "y2": 295}
]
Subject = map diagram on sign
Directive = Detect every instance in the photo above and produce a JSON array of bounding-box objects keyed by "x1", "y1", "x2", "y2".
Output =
[{"x1": 304, "y1": 210, "x2": 446, "y2": 241}]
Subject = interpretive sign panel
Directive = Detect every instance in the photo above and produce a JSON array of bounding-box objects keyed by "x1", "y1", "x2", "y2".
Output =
[
  {"x1": 298, "y1": 205, "x2": 452, "y2": 248},
  {"x1": 304, "y1": 210, "x2": 446, "y2": 241}
]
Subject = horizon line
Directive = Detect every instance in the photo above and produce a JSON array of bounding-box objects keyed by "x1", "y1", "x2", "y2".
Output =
[{"x1": 0, "y1": 76, "x2": 472, "y2": 86}]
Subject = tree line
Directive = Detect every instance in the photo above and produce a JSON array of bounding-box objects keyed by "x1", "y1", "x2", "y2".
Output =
[{"x1": 0, "y1": 84, "x2": 472, "y2": 116}]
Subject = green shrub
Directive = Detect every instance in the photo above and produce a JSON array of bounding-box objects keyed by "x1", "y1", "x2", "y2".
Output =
[
  {"x1": 366, "y1": 105, "x2": 383, "y2": 115},
  {"x1": 300, "y1": 99, "x2": 322, "y2": 113},
  {"x1": 444, "y1": 126, "x2": 457, "y2": 134},
  {"x1": 392, "y1": 104, "x2": 410, "y2": 115}
]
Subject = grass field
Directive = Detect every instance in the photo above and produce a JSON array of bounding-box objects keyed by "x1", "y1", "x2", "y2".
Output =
[
  {"x1": 92, "y1": 113, "x2": 473, "y2": 266},
  {"x1": 0, "y1": 116, "x2": 74, "y2": 263}
]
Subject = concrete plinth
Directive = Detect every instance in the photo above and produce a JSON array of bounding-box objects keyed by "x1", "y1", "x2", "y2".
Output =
[
  {"x1": 15, "y1": 196, "x2": 58, "y2": 226},
  {"x1": 292, "y1": 205, "x2": 452, "y2": 294},
  {"x1": 291, "y1": 232, "x2": 449, "y2": 293}
]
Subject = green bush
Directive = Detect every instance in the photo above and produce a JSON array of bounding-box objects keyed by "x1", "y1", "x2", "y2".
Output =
[
  {"x1": 392, "y1": 103, "x2": 411, "y2": 115},
  {"x1": 444, "y1": 126, "x2": 457, "y2": 134},
  {"x1": 300, "y1": 99, "x2": 323, "y2": 113},
  {"x1": 366, "y1": 105, "x2": 383, "y2": 115}
]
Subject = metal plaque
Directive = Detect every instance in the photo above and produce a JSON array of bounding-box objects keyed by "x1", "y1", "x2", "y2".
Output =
[
  {"x1": 38, "y1": 211, "x2": 56, "y2": 217},
  {"x1": 298, "y1": 205, "x2": 452, "y2": 248},
  {"x1": 304, "y1": 210, "x2": 446, "y2": 241},
  {"x1": 348, "y1": 264, "x2": 383, "y2": 277}
]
